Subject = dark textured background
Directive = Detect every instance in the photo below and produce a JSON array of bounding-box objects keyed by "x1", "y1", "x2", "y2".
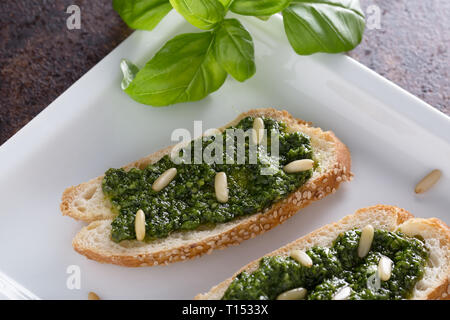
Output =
[{"x1": 0, "y1": 0, "x2": 449, "y2": 146}]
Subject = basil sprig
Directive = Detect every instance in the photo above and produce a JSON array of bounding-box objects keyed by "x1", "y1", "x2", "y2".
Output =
[{"x1": 114, "y1": 0, "x2": 366, "y2": 106}]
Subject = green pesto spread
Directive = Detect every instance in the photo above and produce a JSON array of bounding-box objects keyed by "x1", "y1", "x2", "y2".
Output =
[
  {"x1": 222, "y1": 229, "x2": 428, "y2": 300},
  {"x1": 102, "y1": 117, "x2": 314, "y2": 242}
]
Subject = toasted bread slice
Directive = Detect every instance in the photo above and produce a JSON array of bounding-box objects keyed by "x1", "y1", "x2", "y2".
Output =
[
  {"x1": 61, "y1": 108, "x2": 352, "y2": 267},
  {"x1": 196, "y1": 205, "x2": 450, "y2": 300}
]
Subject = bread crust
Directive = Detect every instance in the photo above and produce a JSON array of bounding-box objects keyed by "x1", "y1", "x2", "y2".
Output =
[
  {"x1": 402, "y1": 217, "x2": 450, "y2": 300},
  {"x1": 62, "y1": 108, "x2": 352, "y2": 267},
  {"x1": 195, "y1": 205, "x2": 450, "y2": 300}
]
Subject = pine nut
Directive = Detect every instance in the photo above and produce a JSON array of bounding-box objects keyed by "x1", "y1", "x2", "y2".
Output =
[
  {"x1": 332, "y1": 286, "x2": 351, "y2": 300},
  {"x1": 88, "y1": 292, "x2": 100, "y2": 300},
  {"x1": 378, "y1": 256, "x2": 392, "y2": 281},
  {"x1": 358, "y1": 225, "x2": 374, "y2": 258},
  {"x1": 276, "y1": 287, "x2": 307, "y2": 300},
  {"x1": 152, "y1": 168, "x2": 177, "y2": 192},
  {"x1": 415, "y1": 169, "x2": 442, "y2": 194},
  {"x1": 135, "y1": 209, "x2": 146, "y2": 241},
  {"x1": 252, "y1": 117, "x2": 264, "y2": 145},
  {"x1": 215, "y1": 172, "x2": 229, "y2": 203},
  {"x1": 283, "y1": 159, "x2": 314, "y2": 173},
  {"x1": 290, "y1": 249, "x2": 313, "y2": 267}
]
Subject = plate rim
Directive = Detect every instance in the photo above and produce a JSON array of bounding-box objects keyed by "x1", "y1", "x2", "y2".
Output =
[{"x1": 0, "y1": 14, "x2": 448, "y2": 300}]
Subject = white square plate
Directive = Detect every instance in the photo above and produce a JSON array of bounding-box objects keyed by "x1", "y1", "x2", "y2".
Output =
[{"x1": 0, "y1": 12, "x2": 449, "y2": 300}]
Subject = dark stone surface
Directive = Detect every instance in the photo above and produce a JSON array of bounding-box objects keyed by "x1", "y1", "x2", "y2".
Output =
[
  {"x1": 0, "y1": 0, "x2": 448, "y2": 146},
  {"x1": 0, "y1": 1, "x2": 131, "y2": 146},
  {"x1": 349, "y1": 0, "x2": 449, "y2": 115}
]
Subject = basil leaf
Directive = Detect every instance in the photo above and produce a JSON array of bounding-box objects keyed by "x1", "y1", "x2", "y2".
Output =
[
  {"x1": 219, "y1": 0, "x2": 233, "y2": 9},
  {"x1": 124, "y1": 32, "x2": 227, "y2": 106},
  {"x1": 283, "y1": 0, "x2": 365, "y2": 55},
  {"x1": 120, "y1": 59, "x2": 140, "y2": 90},
  {"x1": 169, "y1": 0, "x2": 225, "y2": 30},
  {"x1": 230, "y1": 0, "x2": 290, "y2": 16},
  {"x1": 113, "y1": 0, "x2": 172, "y2": 30},
  {"x1": 214, "y1": 19, "x2": 256, "y2": 82}
]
